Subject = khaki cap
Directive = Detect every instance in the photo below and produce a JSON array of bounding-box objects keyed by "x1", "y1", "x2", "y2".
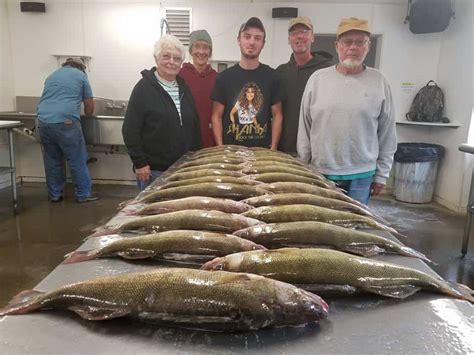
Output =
[
  {"x1": 336, "y1": 17, "x2": 370, "y2": 37},
  {"x1": 289, "y1": 16, "x2": 313, "y2": 31}
]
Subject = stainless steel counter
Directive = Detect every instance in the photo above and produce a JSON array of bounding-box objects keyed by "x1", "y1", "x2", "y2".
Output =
[
  {"x1": 0, "y1": 164, "x2": 473, "y2": 354},
  {"x1": 0, "y1": 112, "x2": 125, "y2": 146}
]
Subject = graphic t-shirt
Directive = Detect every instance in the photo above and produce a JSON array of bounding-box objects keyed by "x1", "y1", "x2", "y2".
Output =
[{"x1": 211, "y1": 63, "x2": 283, "y2": 147}]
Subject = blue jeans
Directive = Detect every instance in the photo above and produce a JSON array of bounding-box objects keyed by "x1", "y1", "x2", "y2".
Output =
[
  {"x1": 136, "y1": 170, "x2": 162, "y2": 191},
  {"x1": 331, "y1": 176, "x2": 373, "y2": 205},
  {"x1": 38, "y1": 120, "x2": 92, "y2": 200}
]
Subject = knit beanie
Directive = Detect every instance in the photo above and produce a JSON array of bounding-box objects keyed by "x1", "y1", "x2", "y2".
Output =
[{"x1": 189, "y1": 30, "x2": 212, "y2": 53}]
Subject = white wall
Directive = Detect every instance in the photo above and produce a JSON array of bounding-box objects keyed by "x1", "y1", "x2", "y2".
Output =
[
  {"x1": 0, "y1": 0, "x2": 13, "y2": 111},
  {"x1": 0, "y1": 0, "x2": 15, "y2": 187},
  {"x1": 3, "y1": 0, "x2": 472, "y2": 210}
]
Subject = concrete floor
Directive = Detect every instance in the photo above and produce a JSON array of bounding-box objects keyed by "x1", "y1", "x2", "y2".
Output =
[{"x1": 0, "y1": 183, "x2": 472, "y2": 306}]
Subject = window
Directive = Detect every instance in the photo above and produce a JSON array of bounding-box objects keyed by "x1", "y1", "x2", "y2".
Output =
[{"x1": 165, "y1": 8, "x2": 192, "y2": 46}]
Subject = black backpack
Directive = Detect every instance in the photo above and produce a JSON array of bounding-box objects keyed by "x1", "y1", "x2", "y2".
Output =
[{"x1": 406, "y1": 80, "x2": 448, "y2": 123}]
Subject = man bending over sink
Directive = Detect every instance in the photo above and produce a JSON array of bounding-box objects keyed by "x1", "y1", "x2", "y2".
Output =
[{"x1": 37, "y1": 57, "x2": 99, "y2": 203}]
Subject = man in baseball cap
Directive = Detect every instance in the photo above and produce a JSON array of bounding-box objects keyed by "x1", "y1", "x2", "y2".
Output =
[
  {"x1": 211, "y1": 16, "x2": 283, "y2": 149},
  {"x1": 276, "y1": 16, "x2": 333, "y2": 154},
  {"x1": 297, "y1": 17, "x2": 396, "y2": 205}
]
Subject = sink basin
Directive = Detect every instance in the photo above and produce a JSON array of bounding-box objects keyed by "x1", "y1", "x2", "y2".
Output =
[{"x1": 81, "y1": 115, "x2": 124, "y2": 145}]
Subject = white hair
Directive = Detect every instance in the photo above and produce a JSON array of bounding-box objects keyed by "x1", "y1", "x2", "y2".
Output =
[{"x1": 153, "y1": 34, "x2": 186, "y2": 60}]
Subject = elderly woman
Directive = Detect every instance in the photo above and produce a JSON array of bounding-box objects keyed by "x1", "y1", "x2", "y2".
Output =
[{"x1": 122, "y1": 35, "x2": 202, "y2": 190}]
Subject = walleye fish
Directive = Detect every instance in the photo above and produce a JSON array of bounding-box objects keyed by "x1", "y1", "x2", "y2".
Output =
[
  {"x1": 265, "y1": 182, "x2": 367, "y2": 209},
  {"x1": 233, "y1": 221, "x2": 428, "y2": 260},
  {"x1": 242, "y1": 204, "x2": 404, "y2": 239},
  {"x1": 177, "y1": 156, "x2": 246, "y2": 169},
  {"x1": 89, "y1": 209, "x2": 263, "y2": 237},
  {"x1": 242, "y1": 193, "x2": 385, "y2": 223},
  {"x1": 133, "y1": 183, "x2": 269, "y2": 204},
  {"x1": 243, "y1": 173, "x2": 337, "y2": 190},
  {"x1": 240, "y1": 165, "x2": 327, "y2": 180},
  {"x1": 170, "y1": 163, "x2": 242, "y2": 173},
  {"x1": 0, "y1": 268, "x2": 329, "y2": 330},
  {"x1": 127, "y1": 196, "x2": 253, "y2": 216},
  {"x1": 148, "y1": 176, "x2": 261, "y2": 192},
  {"x1": 202, "y1": 248, "x2": 474, "y2": 302},
  {"x1": 165, "y1": 169, "x2": 245, "y2": 182},
  {"x1": 241, "y1": 161, "x2": 318, "y2": 174},
  {"x1": 64, "y1": 230, "x2": 265, "y2": 264}
]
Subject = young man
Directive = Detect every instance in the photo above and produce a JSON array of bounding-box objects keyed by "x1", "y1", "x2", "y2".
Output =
[
  {"x1": 211, "y1": 17, "x2": 283, "y2": 149},
  {"x1": 297, "y1": 17, "x2": 397, "y2": 205},
  {"x1": 179, "y1": 29, "x2": 217, "y2": 148},
  {"x1": 276, "y1": 16, "x2": 333, "y2": 155}
]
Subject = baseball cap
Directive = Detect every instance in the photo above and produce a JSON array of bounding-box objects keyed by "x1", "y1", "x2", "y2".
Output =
[
  {"x1": 239, "y1": 17, "x2": 266, "y2": 38},
  {"x1": 288, "y1": 16, "x2": 313, "y2": 32},
  {"x1": 336, "y1": 17, "x2": 370, "y2": 37},
  {"x1": 63, "y1": 57, "x2": 86, "y2": 70}
]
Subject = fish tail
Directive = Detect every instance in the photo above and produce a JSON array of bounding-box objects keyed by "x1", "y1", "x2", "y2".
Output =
[
  {"x1": 0, "y1": 290, "x2": 44, "y2": 316},
  {"x1": 117, "y1": 198, "x2": 136, "y2": 209},
  {"x1": 121, "y1": 204, "x2": 145, "y2": 216},
  {"x1": 84, "y1": 227, "x2": 119, "y2": 239},
  {"x1": 376, "y1": 222, "x2": 408, "y2": 240},
  {"x1": 63, "y1": 250, "x2": 99, "y2": 264},
  {"x1": 399, "y1": 246, "x2": 432, "y2": 263},
  {"x1": 441, "y1": 280, "x2": 474, "y2": 303}
]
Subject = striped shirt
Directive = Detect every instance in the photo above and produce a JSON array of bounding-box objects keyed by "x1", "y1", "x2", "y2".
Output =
[{"x1": 155, "y1": 72, "x2": 181, "y2": 125}]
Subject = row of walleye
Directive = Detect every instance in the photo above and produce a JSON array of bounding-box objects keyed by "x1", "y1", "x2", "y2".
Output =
[{"x1": 1, "y1": 145, "x2": 472, "y2": 331}]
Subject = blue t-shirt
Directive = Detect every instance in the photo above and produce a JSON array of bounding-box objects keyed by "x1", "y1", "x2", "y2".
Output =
[{"x1": 37, "y1": 65, "x2": 93, "y2": 123}]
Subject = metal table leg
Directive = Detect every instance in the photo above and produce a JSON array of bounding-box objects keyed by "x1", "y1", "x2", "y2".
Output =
[
  {"x1": 7, "y1": 128, "x2": 18, "y2": 214},
  {"x1": 461, "y1": 169, "x2": 474, "y2": 256}
]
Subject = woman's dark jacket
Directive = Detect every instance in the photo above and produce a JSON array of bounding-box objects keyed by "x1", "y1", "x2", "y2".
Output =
[{"x1": 122, "y1": 67, "x2": 202, "y2": 171}]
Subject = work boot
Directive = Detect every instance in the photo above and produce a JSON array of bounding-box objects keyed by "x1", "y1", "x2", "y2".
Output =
[{"x1": 76, "y1": 193, "x2": 100, "y2": 203}]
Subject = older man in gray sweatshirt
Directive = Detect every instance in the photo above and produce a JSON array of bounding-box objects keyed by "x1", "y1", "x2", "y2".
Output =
[{"x1": 297, "y1": 17, "x2": 397, "y2": 205}]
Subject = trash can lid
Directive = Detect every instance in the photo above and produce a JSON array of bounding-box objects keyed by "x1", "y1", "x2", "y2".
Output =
[{"x1": 394, "y1": 143, "x2": 445, "y2": 163}]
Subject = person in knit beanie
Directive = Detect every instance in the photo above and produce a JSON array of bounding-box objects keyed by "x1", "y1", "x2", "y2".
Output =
[{"x1": 179, "y1": 29, "x2": 218, "y2": 147}]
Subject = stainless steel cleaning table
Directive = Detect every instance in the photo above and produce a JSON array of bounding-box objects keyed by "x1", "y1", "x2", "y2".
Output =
[
  {"x1": 0, "y1": 159, "x2": 472, "y2": 354},
  {"x1": 0, "y1": 120, "x2": 23, "y2": 214}
]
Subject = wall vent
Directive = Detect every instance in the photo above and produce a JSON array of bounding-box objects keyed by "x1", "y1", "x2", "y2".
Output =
[{"x1": 165, "y1": 8, "x2": 192, "y2": 46}]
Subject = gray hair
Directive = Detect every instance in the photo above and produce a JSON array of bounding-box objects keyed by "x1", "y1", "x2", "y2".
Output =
[{"x1": 153, "y1": 34, "x2": 186, "y2": 61}]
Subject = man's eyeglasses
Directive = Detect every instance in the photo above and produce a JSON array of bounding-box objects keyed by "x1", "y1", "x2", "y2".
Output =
[
  {"x1": 337, "y1": 39, "x2": 370, "y2": 48},
  {"x1": 160, "y1": 54, "x2": 183, "y2": 63},
  {"x1": 289, "y1": 29, "x2": 312, "y2": 37}
]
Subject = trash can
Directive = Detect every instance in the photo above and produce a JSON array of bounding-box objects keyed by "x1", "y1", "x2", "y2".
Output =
[{"x1": 393, "y1": 143, "x2": 444, "y2": 203}]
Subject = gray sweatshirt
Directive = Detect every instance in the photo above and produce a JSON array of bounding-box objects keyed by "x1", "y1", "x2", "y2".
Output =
[{"x1": 297, "y1": 65, "x2": 397, "y2": 184}]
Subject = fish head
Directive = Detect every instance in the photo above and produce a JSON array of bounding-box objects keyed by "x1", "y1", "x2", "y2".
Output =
[
  {"x1": 201, "y1": 252, "x2": 247, "y2": 271},
  {"x1": 269, "y1": 279, "x2": 329, "y2": 325}
]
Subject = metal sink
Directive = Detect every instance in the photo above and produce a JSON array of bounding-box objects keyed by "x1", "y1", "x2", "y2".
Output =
[{"x1": 81, "y1": 115, "x2": 124, "y2": 146}]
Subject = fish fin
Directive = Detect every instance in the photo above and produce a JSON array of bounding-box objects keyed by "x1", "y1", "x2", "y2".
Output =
[
  {"x1": 0, "y1": 290, "x2": 44, "y2": 316},
  {"x1": 444, "y1": 281, "x2": 474, "y2": 303},
  {"x1": 84, "y1": 227, "x2": 119, "y2": 240},
  {"x1": 201, "y1": 257, "x2": 225, "y2": 270},
  {"x1": 68, "y1": 306, "x2": 130, "y2": 320},
  {"x1": 117, "y1": 198, "x2": 136, "y2": 209},
  {"x1": 63, "y1": 250, "x2": 99, "y2": 264},
  {"x1": 343, "y1": 244, "x2": 386, "y2": 257},
  {"x1": 255, "y1": 244, "x2": 267, "y2": 250},
  {"x1": 213, "y1": 273, "x2": 255, "y2": 285},
  {"x1": 117, "y1": 250, "x2": 156, "y2": 260},
  {"x1": 296, "y1": 284, "x2": 358, "y2": 297},
  {"x1": 399, "y1": 246, "x2": 432, "y2": 263},
  {"x1": 362, "y1": 284, "x2": 421, "y2": 299}
]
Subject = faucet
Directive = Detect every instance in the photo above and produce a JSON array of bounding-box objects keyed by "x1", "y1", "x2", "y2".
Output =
[
  {"x1": 93, "y1": 97, "x2": 126, "y2": 110},
  {"x1": 105, "y1": 102, "x2": 126, "y2": 110}
]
